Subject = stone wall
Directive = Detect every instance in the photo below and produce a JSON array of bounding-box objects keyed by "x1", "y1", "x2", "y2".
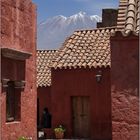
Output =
[{"x1": 111, "y1": 32, "x2": 139, "y2": 140}]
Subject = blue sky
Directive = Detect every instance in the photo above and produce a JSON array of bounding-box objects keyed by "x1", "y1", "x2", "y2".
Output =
[{"x1": 32, "y1": 0, "x2": 119, "y2": 24}]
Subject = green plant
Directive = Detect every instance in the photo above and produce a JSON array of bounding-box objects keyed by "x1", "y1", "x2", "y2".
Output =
[
  {"x1": 18, "y1": 136, "x2": 32, "y2": 140},
  {"x1": 54, "y1": 125, "x2": 66, "y2": 133},
  {"x1": 18, "y1": 137, "x2": 27, "y2": 140}
]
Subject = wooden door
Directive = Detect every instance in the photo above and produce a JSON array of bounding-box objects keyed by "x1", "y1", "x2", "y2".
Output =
[{"x1": 72, "y1": 96, "x2": 90, "y2": 138}]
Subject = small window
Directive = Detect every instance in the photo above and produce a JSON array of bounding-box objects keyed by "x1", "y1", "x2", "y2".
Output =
[{"x1": 6, "y1": 81, "x2": 21, "y2": 122}]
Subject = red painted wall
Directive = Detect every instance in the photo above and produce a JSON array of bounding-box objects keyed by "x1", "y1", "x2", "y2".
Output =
[
  {"x1": 0, "y1": 0, "x2": 37, "y2": 139},
  {"x1": 51, "y1": 67, "x2": 112, "y2": 139},
  {"x1": 1, "y1": 0, "x2": 35, "y2": 53},
  {"x1": 111, "y1": 33, "x2": 139, "y2": 140}
]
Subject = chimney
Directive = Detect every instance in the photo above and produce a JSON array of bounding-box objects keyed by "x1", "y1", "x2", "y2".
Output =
[{"x1": 97, "y1": 9, "x2": 118, "y2": 28}]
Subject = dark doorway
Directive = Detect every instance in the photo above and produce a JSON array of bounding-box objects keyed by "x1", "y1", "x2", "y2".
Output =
[{"x1": 37, "y1": 98, "x2": 40, "y2": 126}]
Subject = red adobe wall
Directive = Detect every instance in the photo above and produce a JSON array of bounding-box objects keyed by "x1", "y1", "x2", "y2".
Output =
[
  {"x1": 110, "y1": 33, "x2": 139, "y2": 140},
  {"x1": 0, "y1": 0, "x2": 37, "y2": 139},
  {"x1": 37, "y1": 87, "x2": 52, "y2": 124},
  {"x1": 1, "y1": 0, "x2": 35, "y2": 53},
  {"x1": 51, "y1": 67, "x2": 112, "y2": 140}
]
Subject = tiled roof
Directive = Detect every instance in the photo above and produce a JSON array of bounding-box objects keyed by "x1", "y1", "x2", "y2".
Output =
[
  {"x1": 37, "y1": 50, "x2": 57, "y2": 87},
  {"x1": 117, "y1": 0, "x2": 139, "y2": 34},
  {"x1": 52, "y1": 27, "x2": 116, "y2": 69}
]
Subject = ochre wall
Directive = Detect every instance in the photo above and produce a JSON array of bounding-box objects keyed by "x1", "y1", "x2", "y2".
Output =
[
  {"x1": 51, "y1": 67, "x2": 112, "y2": 140},
  {"x1": 111, "y1": 33, "x2": 139, "y2": 140},
  {"x1": 0, "y1": 0, "x2": 37, "y2": 139}
]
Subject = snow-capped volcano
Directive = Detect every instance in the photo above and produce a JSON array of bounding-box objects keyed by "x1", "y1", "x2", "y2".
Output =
[{"x1": 37, "y1": 12, "x2": 101, "y2": 49}]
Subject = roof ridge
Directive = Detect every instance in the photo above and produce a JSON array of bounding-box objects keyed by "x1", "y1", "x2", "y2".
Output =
[
  {"x1": 117, "y1": 0, "x2": 128, "y2": 30},
  {"x1": 124, "y1": 0, "x2": 139, "y2": 33},
  {"x1": 117, "y1": 0, "x2": 139, "y2": 34},
  {"x1": 74, "y1": 26, "x2": 117, "y2": 33},
  {"x1": 37, "y1": 49, "x2": 57, "y2": 52}
]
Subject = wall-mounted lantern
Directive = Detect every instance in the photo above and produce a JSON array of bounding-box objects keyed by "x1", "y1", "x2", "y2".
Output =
[{"x1": 95, "y1": 70, "x2": 102, "y2": 83}]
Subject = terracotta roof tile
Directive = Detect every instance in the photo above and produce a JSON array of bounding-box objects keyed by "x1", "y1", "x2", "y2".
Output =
[
  {"x1": 117, "y1": 0, "x2": 139, "y2": 34},
  {"x1": 52, "y1": 28, "x2": 116, "y2": 69},
  {"x1": 37, "y1": 50, "x2": 57, "y2": 87}
]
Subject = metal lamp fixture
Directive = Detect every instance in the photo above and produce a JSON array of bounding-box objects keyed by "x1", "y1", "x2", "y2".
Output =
[{"x1": 95, "y1": 70, "x2": 102, "y2": 83}]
